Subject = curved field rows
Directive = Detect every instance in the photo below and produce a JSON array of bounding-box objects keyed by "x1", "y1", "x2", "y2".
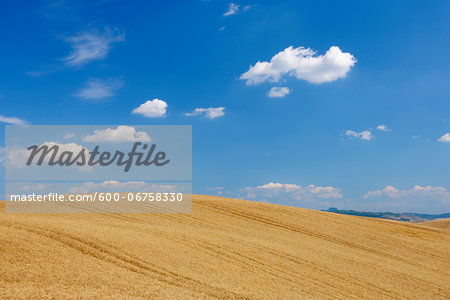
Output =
[{"x1": 1, "y1": 196, "x2": 449, "y2": 299}]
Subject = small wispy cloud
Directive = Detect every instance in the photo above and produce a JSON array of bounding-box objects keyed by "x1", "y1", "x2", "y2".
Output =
[
  {"x1": 37, "y1": 0, "x2": 77, "y2": 21},
  {"x1": 224, "y1": 2, "x2": 239, "y2": 16},
  {"x1": 267, "y1": 87, "x2": 291, "y2": 98},
  {"x1": 345, "y1": 129, "x2": 373, "y2": 141},
  {"x1": 26, "y1": 65, "x2": 62, "y2": 77},
  {"x1": 376, "y1": 124, "x2": 391, "y2": 131},
  {"x1": 185, "y1": 107, "x2": 225, "y2": 119},
  {"x1": 207, "y1": 187, "x2": 224, "y2": 190},
  {"x1": 64, "y1": 133, "x2": 75, "y2": 139},
  {"x1": 27, "y1": 27, "x2": 125, "y2": 76},
  {"x1": 62, "y1": 27, "x2": 125, "y2": 68},
  {"x1": 74, "y1": 78, "x2": 124, "y2": 101},
  {"x1": 207, "y1": 186, "x2": 224, "y2": 195},
  {"x1": 0, "y1": 115, "x2": 29, "y2": 125}
]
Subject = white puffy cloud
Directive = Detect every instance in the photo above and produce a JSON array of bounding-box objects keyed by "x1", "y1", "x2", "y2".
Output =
[
  {"x1": 376, "y1": 124, "x2": 391, "y2": 132},
  {"x1": 224, "y1": 2, "x2": 239, "y2": 16},
  {"x1": 83, "y1": 126, "x2": 151, "y2": 143},
  {"x1": 241, "y1": 182, "x2": 342, "y2": 208},
  {"x1": 363, "y1": 185, "x2": 449, "y2": 200},
  {"x1": 63, "y1": 28, "x2": 125, "y2": 68},
  {"x1": 185, "y1": 107, "x2": 225, "y2": 119},
  {"x1": 345, "y1": 130, "x2": 373, "y2": 141},
  {"x1": 438, "y1": 133, "x2": 450, "y2": 142},
  {"x1": 240, "y1": 46, "x2": 356, "y2": 85},
  {"x1": 74, "y1": 78, "x2": 124, "y2": 100},
  {"x1": 267, "y1": 87, "x2": 291, "y2": 98},
  {"x1": 132, "y1": 99, "x2": 167, "y2": 118},
  {"x1": 0, "y1": 115, "x2": 29, "y2": 125},
  {"x1": 361, "y1": 185, "x2": 450, "y2": 213}
]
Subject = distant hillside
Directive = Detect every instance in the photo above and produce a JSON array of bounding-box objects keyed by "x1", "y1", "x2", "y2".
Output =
[{"x1": 324, "y1": 207, "x2": 450, "y2": 223}]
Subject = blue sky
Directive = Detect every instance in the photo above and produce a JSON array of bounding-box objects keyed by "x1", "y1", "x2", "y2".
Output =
[{"x1": 1, "y1": 0, "x2": 449, "y2": 213}]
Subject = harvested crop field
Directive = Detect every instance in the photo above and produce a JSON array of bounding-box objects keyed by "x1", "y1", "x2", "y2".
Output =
[
  {"x1": 1, "y1": 195, "x2": 449, "y2": 299},
  {"x1": 419, "y1": 218, "x2": 450, "y2": 231}
]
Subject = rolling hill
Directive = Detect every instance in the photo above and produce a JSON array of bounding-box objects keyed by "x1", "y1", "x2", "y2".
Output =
[{"x1": 1, "y1": 195, "x2": 449, "y2": 299}]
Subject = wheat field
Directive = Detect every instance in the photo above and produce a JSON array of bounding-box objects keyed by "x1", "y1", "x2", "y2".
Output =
[
  {"x1": 420, "y1": 219, "x2": 450, "y2": 231},
  {"x1": 1, "y1": 195, "x2": 449, "y2": 299}
]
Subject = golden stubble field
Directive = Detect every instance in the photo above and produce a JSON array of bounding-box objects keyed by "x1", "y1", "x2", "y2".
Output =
[{"x1": 1, "y1": 195, "x2": 449, "y2": 299}]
